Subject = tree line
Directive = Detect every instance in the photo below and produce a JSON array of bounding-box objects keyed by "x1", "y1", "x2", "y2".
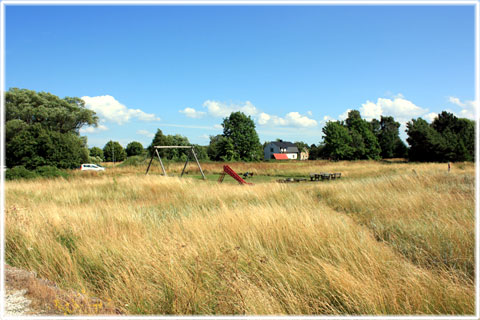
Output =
[
  {"x1": 5, "y1": 88, "x2": 475, "y2": 175},
  {"x1": 308, "y1": 109, "x2": 474, "y2": 162}
]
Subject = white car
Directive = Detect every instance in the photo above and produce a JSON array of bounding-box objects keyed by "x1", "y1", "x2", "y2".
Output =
[{"x1": 80, "y1": 164, "x2": 105, "y2": 171}]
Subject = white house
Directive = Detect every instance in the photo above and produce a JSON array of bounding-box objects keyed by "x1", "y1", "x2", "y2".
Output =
[{"x1": 264, "y1": 140, "x2": 299, "y2": 160}]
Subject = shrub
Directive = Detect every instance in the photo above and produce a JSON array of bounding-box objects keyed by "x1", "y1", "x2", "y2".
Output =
[
  {"x1": 35, "y1": 166, "x2": 68, "y2": 179},
  {"x1": 89, "y1": 156, "x2": 104, "y2": 164},
  {"x1": 120, "y1": 155, "x2": 147, "y2": 167},
  {"x1": 5, "y1": 166, "x2": 38, "y2": 180}
]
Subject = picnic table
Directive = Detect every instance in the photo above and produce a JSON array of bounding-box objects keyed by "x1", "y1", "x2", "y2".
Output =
[{"x1": 309, "y1": 172, "x2": 342, "y2": 181}]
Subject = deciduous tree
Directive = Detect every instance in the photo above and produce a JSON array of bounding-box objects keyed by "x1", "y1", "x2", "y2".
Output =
[
  {"x1": 126, "y1": 141, "x2": 144, "y2": 157},
  {"x1": 103, "y1": 141, "x2": 127, "y2": 162},
  {"x1": 222, "y1": 112, "x2": 262, "y2": 161},
  {"x1": 5, "y1": 88, "x2": 97, "y2": 169}
]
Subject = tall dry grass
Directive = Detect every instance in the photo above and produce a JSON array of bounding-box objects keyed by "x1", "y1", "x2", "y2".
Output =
[{"x1": 4, "y1": 161, "x2": 475, "y2": 315}]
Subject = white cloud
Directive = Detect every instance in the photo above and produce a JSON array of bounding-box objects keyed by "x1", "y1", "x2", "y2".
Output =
[
  {"x1": 338, "y1": 109, "x2": 352, "y2": 120},
  {"x1": 360, "y1": 97, "x2": 427, "y2": 122},
  {"x1": 448, "y1": 96, "x2": 466, "y2": 107},
  {"x1": 257, "y1": 112, "x2": 271, "y2": 125},
  {"x1": 213, "y1": 124, "x2": 223, "y2": 130},
  {"x1": 284, "y1": 112, "x2": 318, "y2": 127},
  {"x1": 137, "y1": 130, "x2": 155, "y2": 138},
  {"x1": 202, "y1": 100, "x2": 259, "y2": 118},
  {"x1": 257, "y1": 111, "x2": 317, "y2": 127},
  {"x1": 448, "y1": 96, "x2": 476, "y2": 120},
  {"x1": 360, "y1": 101, "x2": 382, "y2": 120},
  {"x1": 199, "y1": 100, "x2": 317, "y2": 128},
  {"x1": 179, "y1": 107, "x2": 206, "y2": 119},
  {"x1": 320, "y1": 115, "x2": 334, "y2": 125},
  {"x1": 423, "y1": 112, "x2": 438, "y2": 123},
  {"x1": 81, "y1": 95, "x2": 160, "y2": 125},
  {"x1": 80, "y1": 124, "x2": 108, "y2": 134}
]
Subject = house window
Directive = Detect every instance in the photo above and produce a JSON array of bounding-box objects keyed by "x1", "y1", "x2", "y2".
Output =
[{"x1": 270, "y1": 148, "x2": 274, "y2": 152}]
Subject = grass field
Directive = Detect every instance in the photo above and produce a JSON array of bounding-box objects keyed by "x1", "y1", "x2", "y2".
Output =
[{"x1": 4, "y1": 160, "x2": 476, "y2": 315}]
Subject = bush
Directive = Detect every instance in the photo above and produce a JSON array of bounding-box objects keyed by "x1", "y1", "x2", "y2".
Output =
[
  {"x1": 120, "y1": 155, "x2": 147, "y2": 167},
  {"x1": 5, "y1": 165, "x2": 68, "y2": 181},
  {"x1": 35, "y1": 165, "x2": 68, "y2": 179},
  {"x1": 89, "y1": 156, "x2": 104, "y2": 164},
  {"x1": 5, "y1": 166, "x2": 38, "y2": 180}
]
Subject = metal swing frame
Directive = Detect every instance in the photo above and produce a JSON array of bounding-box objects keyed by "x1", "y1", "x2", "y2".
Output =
[{"x1": 145, "y1": 146, "x2": 206, "y2": 180}]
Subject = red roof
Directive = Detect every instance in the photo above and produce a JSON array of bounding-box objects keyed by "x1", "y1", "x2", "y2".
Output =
[{"x1": 273, "y1": 153, "x2": 289, "y2": 160}]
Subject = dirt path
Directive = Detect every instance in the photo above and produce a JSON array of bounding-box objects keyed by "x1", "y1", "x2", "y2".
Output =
[
  {"x1": 5, "y1": 287, "x2": 32, "y2": 315},
  {"x1": 4, "y1": 264, "x2": 120, "y2": 316}
]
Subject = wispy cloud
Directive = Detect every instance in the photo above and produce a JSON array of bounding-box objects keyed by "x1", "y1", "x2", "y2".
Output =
[
  {"x1": 448, "y1": 96, "x2": 476, "y2": 120},
  {"x1": 80, "y1": 124, "x2": 108, "y2": 134},
  {"x1": 82, "y1": 95, "x2": 160, "y2": 125},
  {"x1": 137, "y1": 129, "x2": 155, "y2": 138},
  {"x1": 159, "y1": 123, "x2": 218, "y2": 130},
  {"x1": 199, "y1": 134, "x2": 210, "y2": 140}
]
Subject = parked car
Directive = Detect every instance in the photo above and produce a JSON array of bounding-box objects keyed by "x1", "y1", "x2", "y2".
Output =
[{"x1": 80, "y1": 164, "x2": 105, "y2": 171}]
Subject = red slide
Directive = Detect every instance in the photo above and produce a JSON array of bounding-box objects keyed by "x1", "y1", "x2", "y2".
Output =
[{"x1": 222, "y1": 165, "x2": 254, "y2": 185}]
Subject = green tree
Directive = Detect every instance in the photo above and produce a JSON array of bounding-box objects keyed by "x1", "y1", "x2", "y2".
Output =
[
  {"x1": 5, "y1": 88, "x2": 97, "y2": 169},
  {"x1": 218, "y1": 137, "x2": 238, "y2": 161},
  {"x1": 147, "y1": 130, "x2": 193, "y2": 161},
  {"x1": 406, "y1": 112, "x2": 475, "y2": 162},
  {"x1": 393, "y1": 139, "x2": 409, "y2": 158},
  {"x1": 294, "y1": 141, "x2": 309, "y2": 156},
  {"x1": 432, "y1": 112, "x2": 475, "y2": 161},
  {"x1": 406, "y1": 118, "x2": 445, "y2": 162},
  {"x1": 454, "y1": 118, "x2": 475, "y2": 161},
  {"x1": 222, "y1": 112, "x2": 262, "y2": 161},
  {"x1": 103, "y1": 141, "x2": 127, "y2": 162},
  {"x1": 192, "y1": 145, "x2": 209, "y2": 161},
  {"x1": 6, "y1": 88, "x2": 98, "y2": 133},
  {"x1": 207, "y1": 135, "x2": 224, "y2": 161},
  {"x1": 345, "y1": 110, "x2": 380, "y2": 160},
  {"x1": 322, "y1": 121, "x2": 355, "y2": 160},
  {"x1": 372, "y1": 116, "x2": 403, "y2": 158},
  {"x1": 308, "y1": 143, "x2": 325, "y2": 160},
  {"x1": 164, "y1": 134, "x2": 190, "y2": 160},
  {"x1": 126, "y1": 141, "x2": 144, "y2": 157},
  {"x1": 89, "y1": 147, "x2": 104, "y2": 161},
  {"x1": 148, "y1": 129, "x2": 169, "y2": 157}
]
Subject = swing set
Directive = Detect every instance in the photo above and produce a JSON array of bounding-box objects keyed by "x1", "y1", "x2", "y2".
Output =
[{"x1": 145, "y1": 146, "x2": 206, "y2": 180}]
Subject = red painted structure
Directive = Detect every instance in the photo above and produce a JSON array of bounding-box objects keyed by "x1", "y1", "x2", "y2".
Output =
[
  {"x1": 218, "y1": 165, "x2": 254, "y2": 185},
  {"x1": 273, "y1": 153, "x2": 289, "y2": 160}
]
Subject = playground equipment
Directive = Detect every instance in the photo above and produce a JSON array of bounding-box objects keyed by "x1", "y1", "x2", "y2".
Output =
[
  {"x1": 145, "y1": 146, "x2": 206, "y2": 180},
  {"x1": 218, "y1": 165, "x2": 254, "y2": 185}
]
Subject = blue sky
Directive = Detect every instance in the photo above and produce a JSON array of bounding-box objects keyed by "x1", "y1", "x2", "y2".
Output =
[{"x1": 5, "y1": 4, "x2": 476, "y2": 148}]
